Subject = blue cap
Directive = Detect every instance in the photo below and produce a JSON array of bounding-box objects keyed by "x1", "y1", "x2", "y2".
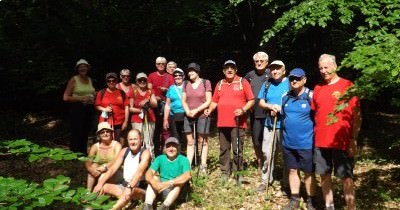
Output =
[{"x1": 289, "y1": 68, "x2": 306, "y2": 77}]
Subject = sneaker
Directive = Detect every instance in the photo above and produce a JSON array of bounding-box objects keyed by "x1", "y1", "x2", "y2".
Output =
[
  {"x1": 255, "y1": 183, "x2": 266, "y2": 193},
  {"x1": 306, "y1": 198, "x2": 316, "y2": 210},
  {"x1": 142, "y1": 203, "x2": 153, "y2": 210},
  {"x1": 283, "y1": 198, "x2": 300, "y2": 210}
]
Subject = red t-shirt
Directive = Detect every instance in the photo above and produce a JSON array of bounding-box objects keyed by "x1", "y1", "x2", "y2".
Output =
[
  {"x1": 148, "y1": 71, "x2": 174, "y2": 101},
  {"x1": 212, "y1": 76, "x2": 254, "y2": 128},
  {"x1": 128, "y1": 89, "x2": 156, "y2": 123},
  {"x1": 311, "y1": 78, "x2": 360, "y2": 150},
  {"x1": 183, "y1": 79, "x2": 212, "y2": 119},
  {"x1": 95, "y1": 89, "x2": 129, "y2": 126}
]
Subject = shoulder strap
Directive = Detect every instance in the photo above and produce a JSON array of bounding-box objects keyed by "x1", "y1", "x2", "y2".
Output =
[
  {"x1": 123, "y1": 147, "x2": 131, "y2": 163},
  {"x1": 184, "y1": 80, "x2": 188, "y2": 90},
  {"x1": 100, "y1": 88, "x2": 106, "y2": 101},
  {"x1": 119, "y1": 89, "x2": 126, "y2": 101},
  {"x1": 264, "y1": 79, "x2": 272, "y2": 99}
]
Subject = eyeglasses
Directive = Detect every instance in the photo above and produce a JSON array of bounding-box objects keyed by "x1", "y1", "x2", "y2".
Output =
[
  {"x1": 289, "y1": 76, "x2": 304, "y2": 82},
  {"x1": 107, "y1": 79, "x2": 116, "y2": 83},
  {"x1": 156, "y1": 63, "x2": 166, "y2": 65},
  {"x1": 174, "y1": 74, "x2": 183, "y2": 78},
  {"x1": 99, "y1": 130, "x2": 111, "y2": 135},
  {"x1": 121, "y1": 75, "x2": 130, "y2": 78},
  {"x1": 255, "y1": 60, "x2": 265, "y2": 63},
  {"x1": 137, "y1": 79, "x2": 147, "y2": 83}
]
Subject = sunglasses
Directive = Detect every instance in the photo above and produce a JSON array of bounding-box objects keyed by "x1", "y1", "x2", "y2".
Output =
[
  {"x1": 174, "y1": 74, "x2": 183, "y2": 78},
  {"x1": 137, "y1": 79, "x2": 147, "y2": 83},
  {"x1": 121, "y1": 75, "x2": 130, "y2": 78},
  {"x1": 289, "y1": 76, "x2": 304, "y2": 82},
  {"x1": 156, "y1": 63, "x2": 166, "y2": 65},
  {"x1": 99, "y1": 130, "x2": 111, "y2": 134},
  {"x1": 255, "y1": 60, "x2": 265, "y2": 63},
  {"x1": 107, "y1": 79, "x2": 116, "y2": 83}
]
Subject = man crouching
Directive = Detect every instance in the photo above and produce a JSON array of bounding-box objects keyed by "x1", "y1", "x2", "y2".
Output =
[
  {"x1": 143, "y1": 137, "x2": 191, "y2": 210},
  {"x1": 93, "y1": 129, "x2": 151, "y2": 210}
]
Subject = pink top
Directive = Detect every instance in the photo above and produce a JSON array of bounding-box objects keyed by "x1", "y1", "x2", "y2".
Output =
[{"x1": 183, "y1": 79, "x2": 212, "y2": 118}]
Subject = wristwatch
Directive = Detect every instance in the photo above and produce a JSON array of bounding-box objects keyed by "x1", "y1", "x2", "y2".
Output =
[
  {"x1": 169, "y1": 180, "x2": 174, "y2": 188},
  {"x1": 126, "y1": 184, "x2": 133, "y2": 189}
]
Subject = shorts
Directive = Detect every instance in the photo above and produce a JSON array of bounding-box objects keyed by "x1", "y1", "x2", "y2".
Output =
[
  {"x1": 314, "y1": 147, "x2": 354, "y2": 178},
  {"x1": 118, "y1": 179, "x2": 147, "y2": 191},
  {"x1": 283, "y1": 147, "x2": 314, "y2": 173},
  {"x1": 183, "y1": 117, "x2": 210, "y2": 135}
]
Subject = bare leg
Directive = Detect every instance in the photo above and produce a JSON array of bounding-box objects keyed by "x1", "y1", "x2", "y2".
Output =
[
  {"x1": 304, "y1": 172, "x2": 316, "y2": 197},
  {"x1": 87, "y1": 174, "x2": 96, "y2": 191},
  {"x1": 186, "y1": 133, "x2": 194, "y2": 166},
  {"x1": 321, "y1": 174, "x2": 334, "y2": 206},
  {"x1": 199, "y1": 134, "x2": 208, "y2": 167},
  {"x1": 288, "y1": 169, "x2": 300, "y2": 194},
  {"x1": 144, "y1": 184, "x2": 157, "y2": 205},
  {"x1": 163, "y1": 186, "x2": 182, "y2": 207},
  {"x1": 342, "y1": 177, "x2": 356, "y2": 210}
]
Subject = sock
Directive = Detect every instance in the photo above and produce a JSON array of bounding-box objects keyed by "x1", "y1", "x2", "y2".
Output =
[{"x1": 291, "y1": 194, "x2": 300, "y2": 200}]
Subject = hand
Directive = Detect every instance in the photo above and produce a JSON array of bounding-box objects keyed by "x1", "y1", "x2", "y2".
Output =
[
  {"x1": 204, "y1": 109, "x2": 211, "y2": 117},
  {"x1": 90, "y1": 167, "x2": 101, "y2": 178},
  {"x1": 346, "y1": 140, "x2": 358, "y2": 158},
  {"x1": 234, "y1": 108, "x2": 245, "y2": 116},
  {"x1": 104, "y1": 106, "x2": 113, "y2": 113},
  {"x1": 83, "y1": 95, "x2": 94, "y2": 104},
  {"x1": 157, "y1": 182, "x2": 170, "y2": 193},
  {"x1": 93, "y1": 184, "x2": 104, "y2": 195},
  {"x1": 122, "y1": 188, "x2": 132, "y2": 201},
  {"x1": 163, "y1": 120, "x2": 169, "y2": 130},
  {"x1": 159, "y1": 87, "x2": 168, "y2": 92},
  {"x1": 122, "y1": 121, "x2": 128, "y2": 130},
  {"x1": 188, "y1": 108, "x2": 198, "y2": 118},
  {"x1": 140, "y1": 99, "x2": 149, "y2": 107},
  {"x1": 269, "y1": 104, "x2": 281, "y2": 113}
]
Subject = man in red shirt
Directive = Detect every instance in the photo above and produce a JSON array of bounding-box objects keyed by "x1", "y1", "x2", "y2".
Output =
[
  {"x1": 148, "y1": 57, "x2": 174, "y2": 156},
  {"x1": 311, "y1": 54, "x2": 361, "y2": 210},
  {"x1": 205, "y1": 60, "x2": 254, "y2": 185}
]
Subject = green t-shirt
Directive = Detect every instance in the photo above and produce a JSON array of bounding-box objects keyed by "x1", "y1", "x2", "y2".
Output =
[{"x1": 150, "y1": 154, "x2": 190, "y2": 182}]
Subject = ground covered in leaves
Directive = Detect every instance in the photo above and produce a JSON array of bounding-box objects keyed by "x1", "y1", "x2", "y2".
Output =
[{"x1": 0, "y1": 111, "x2": 399, "y2": 209}]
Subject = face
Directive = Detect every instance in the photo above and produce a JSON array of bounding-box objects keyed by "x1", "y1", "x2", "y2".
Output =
[
  {"x1": 223, "y1": 65, "x2": 237, "y2": 80},
  {"x1": 165, "y1": 143, "x2": 178, "y2": 158},
  {"x1": 187, "y1": 70, "x2": 199, "y2": 81},
  {"x1": 270, "y1": 65, "x2": 286, "y2": 81},
  {"x1": 120, "y1": 73, "x2": 130, "y2": 83},
  {"x1": 98, "y1": 129, "x2": 112, "y2": 141},
  {"x1": 127, "y1": 130, "x2": 143, "y2": 153},
  {"x1": 289, "y1": 76, "x2": 306, "y2": 90},
  {"x1": 136, "y1": 77, "x2": 147, "y2": 88},
  {"x1": 156, "y1": 62, "x2": 166, "y2": 71},
  {"x1": 167, "y1": 64, "x2": 176, "y2": 74},
  {"x1": 77, "y1": 64, "x2": 89, "y2": 75},
  {"x1": 254, "y1": 57, "x2": 268, "y2": 71},
  {"x1": 106, "y1": 77, "x2": 117, "y2": 89},
  {"x1": 318, "y1": 59, "x2": 337, "y2": 82},
  {"x1": 173, "y1": 73, "x2": 184, "y2": 85}
]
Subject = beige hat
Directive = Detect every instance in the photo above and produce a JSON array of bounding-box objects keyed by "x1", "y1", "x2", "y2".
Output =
[
  {"x1": 268, "y1": 60, "x2": 285, "y2": 67},
  {"x1": 97, "y1": 122, "x2": 113, "y2": 134},
  {"x1": 76, "y1": 59, "x2": 89, "y2": 67},
  {"x1": 136, "y1": 72, "x2": 148, "y2": 80}
]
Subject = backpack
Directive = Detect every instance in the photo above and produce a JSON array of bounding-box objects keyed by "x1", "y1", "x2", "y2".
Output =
[
  {"x1": 99, "y1": 88, "x2": 127, "y2": 102},
  {"x1": 123, "y1": 147, "x2": 146, "y2": 164},
  {"x1": 217, "y1": 77, "x2": 243, "y2": 92},
  {"x1": 281, "y1": 88, "x2": 313, "y2": 114},
  {"x1": 263, "y1": 78, "x2": 291, "y2": 99}
]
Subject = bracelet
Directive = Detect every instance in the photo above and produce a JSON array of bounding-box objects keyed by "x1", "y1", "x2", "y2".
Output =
[
  {"x1": 102, "y1": 164, "x2": 107, "y2": 171},
  {"x1": 169, "y1": 180, "x2": 174, "y2": 188},
  {"x1": 241, "y1": 107, "x2": 246, "y2": 113}
]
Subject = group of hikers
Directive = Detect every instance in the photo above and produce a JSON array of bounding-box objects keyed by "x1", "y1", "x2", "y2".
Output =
[{"x1": 63, "y1": 52, "x2": 361, "y2": 210}]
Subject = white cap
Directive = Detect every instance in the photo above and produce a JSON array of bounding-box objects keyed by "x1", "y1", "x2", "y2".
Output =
[
  {"x1": 76, "y1": 59, "x2": 89, "y2": 67},
  {"x1": 136, "y1": 72, "x2": 148, "y2": 80},
  {"x1": 268, "y1": 60, "x2": 285, "y2": 67}
]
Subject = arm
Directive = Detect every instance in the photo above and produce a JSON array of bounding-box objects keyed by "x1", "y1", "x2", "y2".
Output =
[
  {"x1": 234, "y1": 99, "x2": 255, "y2": 116},
  {"x1": 85, "y1": 145, "x2": 102, "y2": 178},
  {"x1": 145, "y1": 168, "x2": 162, "y2": 192},
  {"x1": 163, "y1": 171, "x2": 191, "y2": 188},
  {"x1": 181, "y1": 91, "x2": 190, "y2": 116},
  {"x1": 149, "y1": 92, "x2": 158, "y2": 108},
  {"x1": 193, "y1": 91, "x2": 212, "y2": 117},
  {"x1": 204, "y1": 101, "x2": 217, "y2": 117},
  {"x1": 163, "y1": 98, "x2": 172, "y2": 130},
  {"x1": 93, "y1": 147, "x2": 125, "y2": 194}
]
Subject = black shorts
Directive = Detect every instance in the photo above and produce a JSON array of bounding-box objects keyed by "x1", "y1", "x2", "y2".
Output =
[
  {"x1": 314, "y1": 147, "x2": 354, "y2": 178},
  {"x1": 183, "y1": 117, "x2": 210, "y2": 135},
  {"x1": 283, "y1": 147, "x2": 314, "y2": 173}
]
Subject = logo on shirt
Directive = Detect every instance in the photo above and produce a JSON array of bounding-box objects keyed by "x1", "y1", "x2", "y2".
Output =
[
  {"x1": 301, "y1": 104, "x2": 307, "y2": 108},
  {"x1": 233, "y1": 84, "x2": 241, "y2": 91}
]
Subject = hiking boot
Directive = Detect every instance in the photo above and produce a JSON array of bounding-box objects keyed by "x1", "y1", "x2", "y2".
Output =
[
  {"x1": 156, "y1": 204, "x2": 169, "y2": 210},
  {"x1": 142, "y1": 203, "x2": 153, "y2": 210},
  {"x1": 283, "y1": 198, "x2": 300, "y2": 210},
  {"x1": 200, "y1": 165, "x2": 207, "y2": 175},
  {"x1": 306, "y1": 198, "x2": 316, "y2": 210},
  {"x1": 255, "y1": 183, "x2": 266, "y2": 193},
  {"x1": 324, "y1": 206, "x2": 335, "y2": 210}
]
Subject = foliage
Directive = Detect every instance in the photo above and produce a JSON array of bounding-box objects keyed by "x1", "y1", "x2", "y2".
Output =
[
  {"x1": 0, "y1": 139, "x2": 87, "y2": 162},
  {"x1": 231, "y1": 0, "x2": 400, "y2": 104},
  {"x1": 0, "y1": 175, "x2": 113, "y2": 209}
]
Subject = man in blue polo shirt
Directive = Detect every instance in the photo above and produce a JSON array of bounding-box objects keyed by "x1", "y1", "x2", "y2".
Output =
[{"x1": 281, "y1": 68, "x2": 316, "y2": 210}]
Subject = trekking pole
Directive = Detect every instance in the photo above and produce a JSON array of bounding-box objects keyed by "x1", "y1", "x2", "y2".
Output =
[
  {"x1": 196, "y1": 116, "x2": 209, "y2": 178},
  {"x1": 266, "y1": 115, "x2": 278, "y2": 194},
  {"x1": 193, "y1": 118, "x2": 197, "y2": 167},
  {"x1": 108, "y1": 104, "x2": 115, "y2": 141},
  {"x1": 235, "y1": 116, "x2": 240, "y2": 185}
]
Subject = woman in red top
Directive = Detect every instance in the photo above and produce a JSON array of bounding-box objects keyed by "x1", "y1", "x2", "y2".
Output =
[
  {"x1": 129, "y1": 72, "x2": 157, "y2": 158},
  {"x1": 95, "y1": 72, "x2": 129, "y2": 146},
  {"x1": 117, "y1": 68, "x2": 136, "y2": 96}
]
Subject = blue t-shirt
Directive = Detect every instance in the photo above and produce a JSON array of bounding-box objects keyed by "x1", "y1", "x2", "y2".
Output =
[
  {"x1": 257, "y1": 78, "x2": 290, "y2": 129},
  {"x1": 166, "y1": 84, "x2": 184, "y2": 115},
  {"x1": 150, "y1": 154, "x2": 190, "y2": 182},
  {"x1": 281, "y1": 88, "x2": 314, "y2": 149}
]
